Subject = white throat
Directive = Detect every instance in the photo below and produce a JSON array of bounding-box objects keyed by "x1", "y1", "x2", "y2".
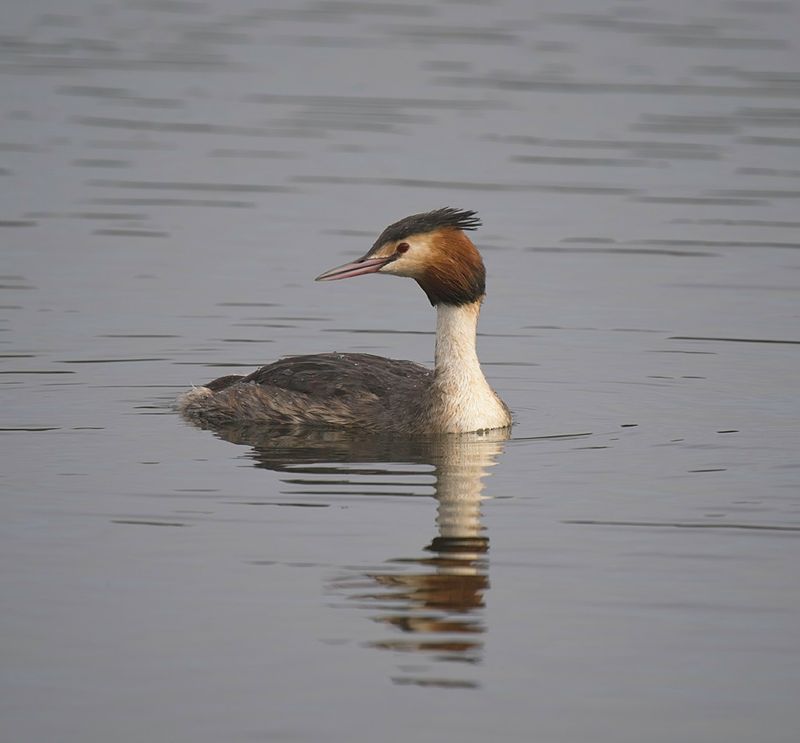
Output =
[{"x1": 432, "y1": 302, "x2": 510, "y2": 433}]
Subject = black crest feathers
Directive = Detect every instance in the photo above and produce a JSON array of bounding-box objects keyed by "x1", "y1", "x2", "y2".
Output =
[{"x1": 370, "y1": 208, "x2": 481, "y2": 251}]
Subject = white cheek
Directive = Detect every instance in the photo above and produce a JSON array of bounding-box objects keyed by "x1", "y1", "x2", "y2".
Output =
[
  {"x1": 378, "y1": 239, "x2": 434, "y2": 278},
  {"x1": 381, "y1": 256, "x2": 426, "y2": 279},
  {"x1": 378, "y1": 261, "x2": 404, "y2": 276}
]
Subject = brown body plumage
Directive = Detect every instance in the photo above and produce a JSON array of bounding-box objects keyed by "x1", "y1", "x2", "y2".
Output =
[{"x1": 178, "y1": 208, "x2": 512, "y2": 434}]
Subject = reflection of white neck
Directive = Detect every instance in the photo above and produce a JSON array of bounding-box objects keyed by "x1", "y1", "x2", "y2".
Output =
[
  {"x1": 433, "y1": 434, "x2": 506, "y2": 573},
  {"x1": 432, "y1": 303, "x2": 510, "y2": 433}
]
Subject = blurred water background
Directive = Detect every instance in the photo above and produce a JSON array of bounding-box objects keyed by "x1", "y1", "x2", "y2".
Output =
[{"x1": 1, "y1": 1, "x2": 799, "y2": 741}]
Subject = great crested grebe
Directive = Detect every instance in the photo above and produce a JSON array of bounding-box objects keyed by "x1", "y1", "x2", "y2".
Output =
[{"x1": 178, "y1": 208, "x2": 512, "y2": 434}]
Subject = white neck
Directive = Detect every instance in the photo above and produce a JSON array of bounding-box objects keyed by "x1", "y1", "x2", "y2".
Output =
[
  {"x1": 435, "y1": 302, "x2": 482, "y2": 375},
  {"x1": 432, "y1": 302, "x2": 510, "y2": 433}
]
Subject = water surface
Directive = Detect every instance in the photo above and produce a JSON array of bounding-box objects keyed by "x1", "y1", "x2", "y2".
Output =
[{"x1": 2, "y1": 1, "x2": 799, "y2": 741}]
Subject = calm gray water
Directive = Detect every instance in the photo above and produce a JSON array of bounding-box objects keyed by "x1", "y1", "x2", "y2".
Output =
[{"x1": 2, "y1": 0, "x2": 799, "y2": 741}]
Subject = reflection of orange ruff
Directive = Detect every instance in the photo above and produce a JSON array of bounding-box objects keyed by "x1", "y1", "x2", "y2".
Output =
[{"x1": 330, "y1": 431, "x2": 506, "y2": 687}]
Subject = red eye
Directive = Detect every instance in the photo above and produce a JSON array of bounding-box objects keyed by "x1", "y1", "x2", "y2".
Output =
[{"x1": 396, "y1": 242, "x2": 410, "y2": 254}]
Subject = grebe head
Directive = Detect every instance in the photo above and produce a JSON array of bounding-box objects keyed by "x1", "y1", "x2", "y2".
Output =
[{"x1": 315, "y1": 207, "x2": 486, "y2": 306}]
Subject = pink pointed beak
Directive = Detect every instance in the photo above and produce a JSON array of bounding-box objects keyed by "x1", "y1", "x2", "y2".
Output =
[{"x1": 315, "y1": 255, "x2": 394, "y2": 281}]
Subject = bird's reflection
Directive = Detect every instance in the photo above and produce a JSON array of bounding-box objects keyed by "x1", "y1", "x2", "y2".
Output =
[{"x1": 191, "y1": 421, "x2": 508, "y2": 688}]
